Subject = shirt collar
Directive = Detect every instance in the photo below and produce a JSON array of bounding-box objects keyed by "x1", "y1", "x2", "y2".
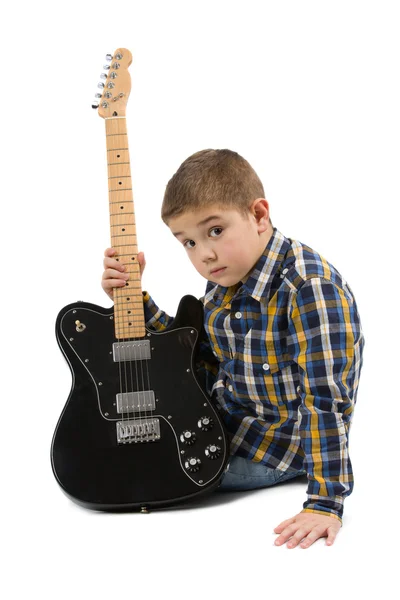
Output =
[
  {"x1": 240, "y1": 227, "x2": 292, "y2": 301},
  {"x1": 204, "y1": 227, "x2": 292, "y2": 305}
]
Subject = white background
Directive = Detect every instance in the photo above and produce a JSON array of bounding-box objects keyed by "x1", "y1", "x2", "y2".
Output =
[{"x1": 1, "y1": 1, "x2": 398, "y2": 598}]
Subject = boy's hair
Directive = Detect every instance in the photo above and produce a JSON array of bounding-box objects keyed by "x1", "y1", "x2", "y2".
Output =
[{"x1": 161, "y1": 149, "x2": 271, "y2": 226}]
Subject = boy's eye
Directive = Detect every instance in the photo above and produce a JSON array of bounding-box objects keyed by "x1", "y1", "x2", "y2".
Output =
[
  {"x1": 183, "y1": 227, "x2": 223, "y2": 249},
  {"x1": 210, "y1": 227, "x2": 222, "y2": 237}
]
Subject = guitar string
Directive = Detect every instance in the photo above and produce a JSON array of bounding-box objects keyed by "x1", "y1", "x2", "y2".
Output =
[
  {"x1": 108, "y1": 117, "x2": 130, "y2": 438},
  {"x1": 118, "y1": 128, "x2": 139, "y2": 439},
  {"x1": 116, "y1": 122, "x2": 147, "y2": 441},
  {"x1": 109, "y1": 116, "x2": 152, "y2": 447},
  {"x1": 108, "y1": 120, "x2": 127, "y2": 439},
  {"x1": 126, "y1": 136, "x2": 148, "y2": 439}
]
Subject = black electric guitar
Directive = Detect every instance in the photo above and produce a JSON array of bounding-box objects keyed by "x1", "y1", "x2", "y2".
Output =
[{"x1": 51, "y1": 48, "x2": 229, "y2": 511}]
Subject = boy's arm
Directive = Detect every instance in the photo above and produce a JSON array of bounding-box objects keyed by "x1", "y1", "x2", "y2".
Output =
[
  {"x1": 142, "y1": 290, "x2": 175, "y2": 331},
  {"x1": 287, "y1": 277, "x2": 365, "y2": 524}
]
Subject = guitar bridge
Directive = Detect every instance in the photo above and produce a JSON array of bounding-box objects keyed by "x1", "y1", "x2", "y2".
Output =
[{"x1": 116, "y1": 418, "x2": 160, "y2": 444}]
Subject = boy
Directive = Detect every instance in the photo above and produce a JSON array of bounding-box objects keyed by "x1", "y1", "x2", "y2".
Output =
[{"x1": 101, "y1": 149, "x2": 365, "y2": 549}]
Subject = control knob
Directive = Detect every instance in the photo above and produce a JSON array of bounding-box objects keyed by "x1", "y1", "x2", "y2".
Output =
[
  {"x1": 185, "y1": 457, "x2": 201, "y2": 473},
  {"x1": 180, "y1": 430, "x2": 196, "y2": 445},
  {"x1": 198, "y1": 416, "x2": 214, "y2": 431},
  {"x1": 205, "y1": 444, "x2": 222, "y2": 460}
]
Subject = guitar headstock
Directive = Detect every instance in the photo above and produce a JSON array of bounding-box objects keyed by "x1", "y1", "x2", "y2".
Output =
[{"x1": 92, "y1": 48, "x2": 132, "y2": 118}]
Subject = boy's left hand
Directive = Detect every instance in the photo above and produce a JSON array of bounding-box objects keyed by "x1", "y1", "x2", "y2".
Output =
[{"x1": 274, "y1": 512, "x2": 341, "y2": 549}]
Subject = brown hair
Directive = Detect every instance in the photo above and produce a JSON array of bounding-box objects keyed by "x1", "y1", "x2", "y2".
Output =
[{"x1": 161, "y1": 149, "x2": 271, "y2": 225}]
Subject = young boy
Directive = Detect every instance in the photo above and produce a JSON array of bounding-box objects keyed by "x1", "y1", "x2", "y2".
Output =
[{"x1": 101, "y1": 149, "x2": 365, "y2": 550}]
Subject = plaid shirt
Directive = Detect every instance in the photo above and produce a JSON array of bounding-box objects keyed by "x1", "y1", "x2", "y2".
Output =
[{"x1": 142, "y1": 227, "x2": 365, "y2": 523}]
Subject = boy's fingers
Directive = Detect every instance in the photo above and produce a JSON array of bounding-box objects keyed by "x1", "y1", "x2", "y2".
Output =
[
  {"x1": 102, "y1": 278, "x2": 128, "y2": 292},
  {"x1": 103, "y1": 257, "x2": 126, "y2": 271},
  {"x1": 326, "y1": 527, "x2": 337, "y2": 546},
  {"x1": 102, "y1": 268, "x2": 129, "y2": 281}
]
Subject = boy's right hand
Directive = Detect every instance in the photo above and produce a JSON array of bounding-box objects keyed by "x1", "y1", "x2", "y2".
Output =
[{"x1": 101, "y1": 248, "x2": 146, "y2": 301}]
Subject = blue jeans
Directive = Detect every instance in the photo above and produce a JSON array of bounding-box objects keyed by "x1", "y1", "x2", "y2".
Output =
[{"x1": 215, "y1": 455, "x2": 307, "y2": 492}]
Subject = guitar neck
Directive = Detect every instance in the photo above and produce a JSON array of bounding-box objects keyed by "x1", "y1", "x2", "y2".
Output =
[{"x1": 105, "y1": 117, "x2": 145, "y2": 339}]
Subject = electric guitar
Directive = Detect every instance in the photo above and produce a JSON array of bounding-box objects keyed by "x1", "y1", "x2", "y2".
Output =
[{"x1": 51, "y1": 48, "x2": 229, "y2": 511}]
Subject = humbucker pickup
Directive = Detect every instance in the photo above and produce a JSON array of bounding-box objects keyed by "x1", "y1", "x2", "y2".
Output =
[
  {"x1": 113, "y1": 340, "x2": 151, "y2": 362},
  {"x1": 116, "y1": 390, "x2": 156, "y2": 413}
]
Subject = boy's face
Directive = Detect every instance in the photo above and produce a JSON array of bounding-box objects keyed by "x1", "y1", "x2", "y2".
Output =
[{"x1": 169, "y1": 198, "x2": 272, "y2": 286}]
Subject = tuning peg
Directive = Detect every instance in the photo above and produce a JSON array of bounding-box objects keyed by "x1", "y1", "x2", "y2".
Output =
[
  {"x1": 95, "y1": 93, "x2": 102, "y2": 98},
  {"x1": 92, "y1": 101, "x2": 99, "y2": 109},
  {"x1": 105, "y1": 53, "x2": 113, "y2": 61},
  {"x1": 100, "y1": 73, "x2": 108, "y2": 80},
  {"x1": 103, "y1": 64, "x2": 110, "y2": 70},
  {"x1": 97, "y1": 82, "x2": 105, "y2": 89}
]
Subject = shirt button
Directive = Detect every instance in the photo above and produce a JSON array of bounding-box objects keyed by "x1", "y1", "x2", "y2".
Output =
[
  {"x1": 228, "y1": 385, "x2": 233, "y2": 392},
  {"x1": 282, "y1": 268, "x2": 288, "y2": 275},
  {"x1": 262, "y1": 363, "x2": 270, "y2": 371},
  {"x1": 235, "y1": 312, "x2": 242, "y2": 318},
  {"x1": 297, "y1": 385, "x2": 301, "y2": 393}
]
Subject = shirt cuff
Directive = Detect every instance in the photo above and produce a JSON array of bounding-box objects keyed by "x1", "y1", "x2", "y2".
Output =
[{"x1": 301, "y1": 508, "x2": 342, "y2": 525}]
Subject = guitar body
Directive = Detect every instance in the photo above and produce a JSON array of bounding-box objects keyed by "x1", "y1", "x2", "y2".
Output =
[{"x1": 51, "y1": 294, "x2": 229, "y2": 510}]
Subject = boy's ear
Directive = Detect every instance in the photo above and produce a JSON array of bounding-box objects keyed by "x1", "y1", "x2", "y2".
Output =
[{"x1": 251, "y1": 198, "x2": 270, "y2": 225}]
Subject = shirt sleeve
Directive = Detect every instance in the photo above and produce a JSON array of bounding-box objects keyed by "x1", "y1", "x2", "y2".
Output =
[
  {"x1": 142, "y1": 290, "x2": 219, "y2": 396},
  {"x1": 287, "y1": 277, "x2": 365, "y2": 524},
  {"x1": 142, "y1": 290, "x2": 174, "y2": 331}
]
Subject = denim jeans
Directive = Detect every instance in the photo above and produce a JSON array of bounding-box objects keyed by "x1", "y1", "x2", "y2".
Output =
[{"x1": 215, "y1": 455, "x2": 307, "y2": 492}]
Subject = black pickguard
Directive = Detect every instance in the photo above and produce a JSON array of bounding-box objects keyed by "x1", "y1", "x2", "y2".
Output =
[{"x1": 51, "y1": 294, "x2": 229, "y2": 511}]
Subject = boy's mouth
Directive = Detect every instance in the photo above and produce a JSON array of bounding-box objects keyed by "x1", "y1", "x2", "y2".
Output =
[{"x1": 210, "y1": 267, "x2": 226, "y2": 276}]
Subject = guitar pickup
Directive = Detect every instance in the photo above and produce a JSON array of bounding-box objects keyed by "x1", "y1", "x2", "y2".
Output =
[
  {"x1": 116, "y1": 390, "x2": 156, "y2": 414},
  {"x1": 113, "y1": 340, "x2": 151, "y2": 362}
]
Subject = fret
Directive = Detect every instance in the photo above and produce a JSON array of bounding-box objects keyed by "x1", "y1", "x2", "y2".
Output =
[
  {"x1": 107, "y1": 147, "x2": 129, "y2": 151},
  {"x1": 114, "y1": 313, "x2": 145, "y2": 318},
  {"x1": 114, "y1": 287, "x2": 142, "y2": 298},
  {"x1": 110, "y1": 212, "x2": 135, "y2": 217},
  {"x1": 113, "y1": 302, "x2": 143, "y2": 308},
  {"x1": 110, "y1": 211, "x2": 135, "y2": 217},
  {"x1": 111, "y1": 234, "x2": 137, "y2": 240}
]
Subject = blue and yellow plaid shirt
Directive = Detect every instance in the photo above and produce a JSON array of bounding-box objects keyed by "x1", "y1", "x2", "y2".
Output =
[{"x1": 143, "y1": 227, "x2": 365, "y2": 523}]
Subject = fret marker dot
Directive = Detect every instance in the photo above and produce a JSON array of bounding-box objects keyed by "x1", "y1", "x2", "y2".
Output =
[{"x1": 120, "y1": 206, "x2": 124, "y2": 209}]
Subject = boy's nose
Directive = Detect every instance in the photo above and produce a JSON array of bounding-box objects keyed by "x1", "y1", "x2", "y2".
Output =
[{"x1": 201, "y1": 246, "x2": 217, "y2": 262}]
